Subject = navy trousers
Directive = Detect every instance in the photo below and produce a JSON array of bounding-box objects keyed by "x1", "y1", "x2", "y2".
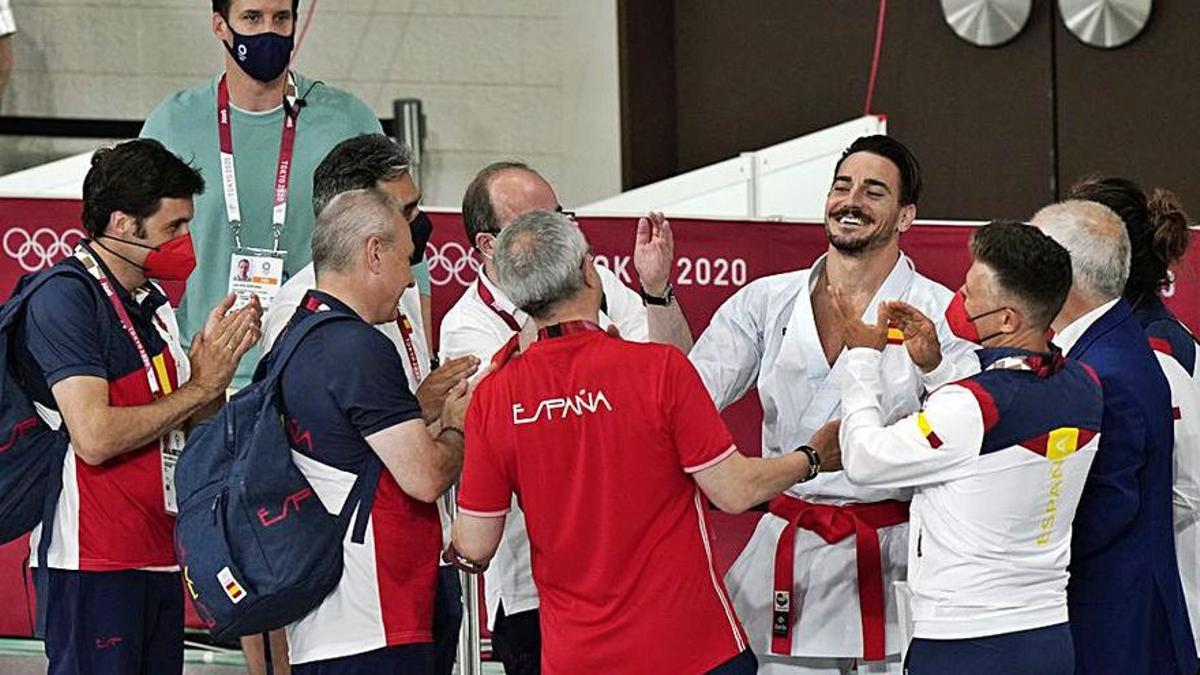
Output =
[
  {"x1": 905, "y1": 623, "x2": 1074, "y2": 675},
  {"x1": 43, "y1": 569, "x2": 184, "y2": 675}
]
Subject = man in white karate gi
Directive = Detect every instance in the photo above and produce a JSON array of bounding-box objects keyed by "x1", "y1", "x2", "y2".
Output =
[{"x1": 689, "y1": 135, "x2": 976, "y2": 674}]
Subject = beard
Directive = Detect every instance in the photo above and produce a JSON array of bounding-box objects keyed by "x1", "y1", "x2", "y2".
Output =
[{"x1": 825, "y1": 206, "x2": 899, "y2": 256}]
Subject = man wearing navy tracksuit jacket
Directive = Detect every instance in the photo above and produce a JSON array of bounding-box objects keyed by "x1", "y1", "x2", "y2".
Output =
[{"x1": 834, "y1": 221, "x2": 1103, "y2": 674}]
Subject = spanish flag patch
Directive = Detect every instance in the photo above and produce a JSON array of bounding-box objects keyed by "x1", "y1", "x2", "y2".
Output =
[
  {"x1": 1020, "y1": 427, "x2": 1097, "y2": 459},
  {"x1": 886, "y1": 322, "x2": 905, "y2": 346},
  {"x1": 217, "y1": 566, "x2": 246, "y2": 604},
  {"x1": 917, "y1": 411, "x2": 943, "y2": 449}
]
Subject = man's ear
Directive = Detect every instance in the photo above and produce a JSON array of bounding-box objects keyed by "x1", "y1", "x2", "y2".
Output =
[
  {"x1": 897, "y1": 204, "x2": 917, "y2": 233},
  {"x1": 475, "y1": 232, "x2": 496, "y2": 258},
  {"x1": 582, "y1": 255, "x2": 601, "y2": 289},
  {"x1": 1001, "y1": 306, "x2": 1023, "y2": 335},
  {"x1": 365, "y1": 236, "x2": 385, "y2": 274},
  {"x1": 108, "y1": 211, "x2": 136, "y2": 238},
  {"x1": 213, "y1": 12, "x2": 230, "y2": 43}
]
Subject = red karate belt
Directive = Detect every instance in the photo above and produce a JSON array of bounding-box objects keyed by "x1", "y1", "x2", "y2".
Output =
[{"x1": 769, "y1": 495, "x2": 909, "y2": 661}]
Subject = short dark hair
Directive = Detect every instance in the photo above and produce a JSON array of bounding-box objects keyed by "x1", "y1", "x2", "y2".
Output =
[
  {"x1": 312, "y1": 134, "x2": 413, "y2": 217},
  {"x1": 461, "y1": 160, "x2": 540, "y2": 251},
  {"x1": 212, "y1": 0, "x2": 300, "y2": 19},
  {"x1": 969, "y1": 221, "x2": 1072, "y2": 330},
  {"x1": 81, "y1": 139, "x2": 205, "y2": 239},
  {"x1": 834, "y1": 135, "x2": 922, "y2": 206},
  {"x1": 1068, "y1": 175, "x2": 1192, "y2": 303}
]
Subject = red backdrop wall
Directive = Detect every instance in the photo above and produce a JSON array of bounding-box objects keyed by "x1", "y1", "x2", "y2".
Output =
[{"x1": 0, "y1": 199, "x2": 1196, "y2": 636}]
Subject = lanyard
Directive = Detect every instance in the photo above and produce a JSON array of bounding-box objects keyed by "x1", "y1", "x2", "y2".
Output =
[
  {"x1": 304, "y1": 293, "x2": 424, "y2": 382},
  {"x1": 536, "y1": 320, "x2": 603, "y2": 341},
  {"x1": 986, "y1": 352, "x2": 1065, "y2": 378},
  {"x1": 73, "y1": 246, "x2": 168, "y2": 399},
  {"x1": 476, "y1": 278, "x2": 521, "y2": 332},
  {"x1": 395, "y1": 313, "x2": 423, "y2": 383},
  {"x1": 216, "y1": 73, "x2": 300, "y2": 251}
]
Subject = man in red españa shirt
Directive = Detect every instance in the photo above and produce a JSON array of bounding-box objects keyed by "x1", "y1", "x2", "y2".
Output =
[{"x1": 450, "y1": 210, "x2": 842, "y2": 674}]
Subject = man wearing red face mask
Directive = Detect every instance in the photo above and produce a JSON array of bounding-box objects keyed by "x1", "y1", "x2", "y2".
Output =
[
  {"x1": 12, "y1": 139, "x2": 261, "y2": 675},
  {"x1": 834, "y1": 221, "x2": 1101, "y2": 674}
]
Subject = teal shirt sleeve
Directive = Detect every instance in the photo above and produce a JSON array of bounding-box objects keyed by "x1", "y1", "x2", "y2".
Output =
[
  {"x1": 412, "y1": 260, "x2": 430, "y2": 296},
  {"x1": 140, "y1": 99, "x2": 173, "y2": 144},
  {"x1": 345, "y1": 94, "x2": 383, "y2": 135}
]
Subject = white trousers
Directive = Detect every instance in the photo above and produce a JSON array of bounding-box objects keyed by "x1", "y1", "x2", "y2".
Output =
[{"x1": 756, "y1": 654, "x2": 904, "y2": 674}]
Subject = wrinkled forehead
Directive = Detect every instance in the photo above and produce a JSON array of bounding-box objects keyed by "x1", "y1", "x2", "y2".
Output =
[
  {"x1": 833, "y1": 151, "x2": 902, "y2": 193},
  {"x1": 489, "y1": 170, "x2": 558, "y2": 228}
]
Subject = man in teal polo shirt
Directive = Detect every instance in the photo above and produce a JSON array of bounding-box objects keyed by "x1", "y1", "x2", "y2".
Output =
[{"x1": 141, "y1": 0, "x2": 431, "y2": 389}]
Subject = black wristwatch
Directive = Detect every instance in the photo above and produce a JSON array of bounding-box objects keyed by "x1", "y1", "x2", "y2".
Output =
[
  {"x1": 796, "y1": 445, "x2": 821, "y2": 483},
  {"x1": 640, "y1": 283, "x2": 675, "y2": 306}
]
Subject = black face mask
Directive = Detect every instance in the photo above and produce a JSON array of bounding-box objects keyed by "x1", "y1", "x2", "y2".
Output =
[
  {"x1": 224, "y1": 27, "x2": 294, "y2": 83},
  {"x1": 409, "y1": 211, "x2": 433, "y2": 265}
]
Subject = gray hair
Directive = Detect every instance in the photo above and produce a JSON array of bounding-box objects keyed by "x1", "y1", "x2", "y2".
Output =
[
  {"x1": 493, "y1": 210, "x2": 589, "y2": 319},
  {"x1": 312, "y1": 134, "x2": 412, "y2": 217},
  {"x1": 1031, "y1": 200, "x2": 1131, "y2": 300},
  {"x1": 312, "y1": 188, "x2": 400, "y2": 275}
]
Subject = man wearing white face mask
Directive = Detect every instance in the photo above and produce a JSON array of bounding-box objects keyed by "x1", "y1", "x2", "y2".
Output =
[
  {"x1": 687, "y1": 136, "x2": 977, "y2": 674},
  {"x1": 140, "y1": 0, "x2": 406, "y2": 391}
]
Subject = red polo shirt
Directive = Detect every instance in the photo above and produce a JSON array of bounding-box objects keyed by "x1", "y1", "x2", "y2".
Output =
[{"x1": 459, "y1": 327, "x2": 748, "y2": 674}]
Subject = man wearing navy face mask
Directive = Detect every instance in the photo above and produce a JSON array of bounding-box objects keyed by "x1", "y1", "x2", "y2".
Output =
[
  {"x1": 12, "y1": 139, "x2": 261, "y2": 675},
  {"x1": 140, "y1": 0, "x2": 411, "y2": 392}
]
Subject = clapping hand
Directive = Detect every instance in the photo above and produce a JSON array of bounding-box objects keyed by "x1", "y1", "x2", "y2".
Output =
[
  {"x1": 883, "y1": 300, "x2": 942, "y2": 372},
  {"x1": 828, "y1": 285, "x2": 888, "y2": 352},
  {"x1": 417, "y1": 355, "x2": 480, "y2": 424}
]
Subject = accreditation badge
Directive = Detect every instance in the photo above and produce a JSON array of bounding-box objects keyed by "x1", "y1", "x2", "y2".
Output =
[
  {"x1": 162, "y1": 429, "x2": 186, "y2": 515},
  {"x1": 229, "y1": 248, "x2": 287, "y2": 310}
]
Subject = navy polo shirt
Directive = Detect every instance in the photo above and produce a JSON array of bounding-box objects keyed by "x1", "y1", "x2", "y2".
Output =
[
  {"x1": 14, "y1": 242, "x2": 185, "y2": 571},
  {"x1": 275, "y1": 290, "x2": 422, "y2": 470},
  {"x1": 16, "y1": 244, "x2": 174, "y2": 410}
]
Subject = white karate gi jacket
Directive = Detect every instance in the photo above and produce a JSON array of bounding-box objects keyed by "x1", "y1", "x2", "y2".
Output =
[{"x1": 689, "y1": 253, "x2": 976, "y2": 658}]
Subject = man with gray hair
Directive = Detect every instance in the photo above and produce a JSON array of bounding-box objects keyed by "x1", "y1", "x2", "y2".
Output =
[
  {"x1": 1033, "y1": 201, "x2": 1198, "y2": 675},
  {"x1": 265, "y1": 187, "x2": 472, "y2": 673},
  {"x1": 259, "y1": 134, "x2": 478, "y2": 675},
  {"x1": 441, "y1": 161, "x2": 692, "y2": 673},
  {"x1": 449, "y1": 210, "x2": 842, "y2": 674}
]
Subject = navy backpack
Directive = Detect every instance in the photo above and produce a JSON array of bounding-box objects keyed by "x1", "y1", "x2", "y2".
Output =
[
  {"x1": 0, "y1": 266, "x2": 91, "y2": 547},
  {"x1": 173, "y1": 310, "x2": 383, "y2": 641}
]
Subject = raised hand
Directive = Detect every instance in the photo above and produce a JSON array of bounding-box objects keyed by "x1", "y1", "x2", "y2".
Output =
[
  {"x1": 202, "y1": 293, "x2": 262, "y2": 342},
  {"x1": 883, "y1": 300, "x2": 942, "y2": 372},
  {"x1": 634, "y1": 211, "x2": 674, "y2": 296},
  {"x1": 188, "y1": 306, "x2": 259, "y2": 400},
  {"x1": 828, "y1": 285, "x2": 888, "y2": 351}
]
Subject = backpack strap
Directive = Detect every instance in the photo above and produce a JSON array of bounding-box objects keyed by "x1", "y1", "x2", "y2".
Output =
[
  {"x1": 256, "y1": 310, "x2": 382, "y2": 544},
  {"x1": 252, "y1": 311, "x2": 357, "y2": 420},
  {"x1": 2, "y1": 265, "x2": 96, "y2": 638},
  {"x1": 0, "y1": 264, "x2": 95, "y2": 332}
]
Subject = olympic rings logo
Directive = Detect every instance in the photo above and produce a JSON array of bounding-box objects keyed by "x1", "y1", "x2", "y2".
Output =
[
  {"x1": 3, "y1": 227, "x2": 85, "y2": 273},
  {"x1": 425, "y1": 241, "x2": 480, "y2": 287}
]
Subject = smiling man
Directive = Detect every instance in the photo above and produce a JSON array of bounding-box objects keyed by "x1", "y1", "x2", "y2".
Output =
[{"x1": 688, "y1": 135, "x2": 976, "y2": 674}]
